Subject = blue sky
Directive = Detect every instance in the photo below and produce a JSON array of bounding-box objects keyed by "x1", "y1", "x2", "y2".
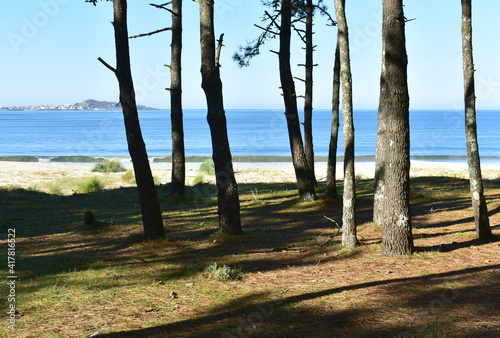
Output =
[{"x1": 1, "y1": 0, "x2": 499, "y2": 110}]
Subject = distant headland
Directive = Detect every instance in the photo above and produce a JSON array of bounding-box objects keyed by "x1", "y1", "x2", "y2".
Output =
[{"x1": 0, "y1": 99, "x2": 159, "y2": 111}]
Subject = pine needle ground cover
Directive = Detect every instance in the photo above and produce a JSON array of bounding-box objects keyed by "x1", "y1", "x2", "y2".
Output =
[{"x1": 1, "y1": 177, "x2": 499, "y2": 337}]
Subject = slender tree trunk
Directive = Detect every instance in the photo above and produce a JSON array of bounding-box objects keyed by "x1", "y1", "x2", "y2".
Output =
[
  {"x1": 326, "y1": 35, "x2": 341, "y2": 199},
  {"x1": 304, "y1": 0, "x2": 316, "y2": 185},
  {"x1": 199, "y1": 0, "x2": 241, "y2": 235},
  {"x1": 169, "y1": 0, "x2": 185, "y2": 196},
  {"x1": 111, "y1": 0, "x2": 164, "y2": 240},
  {"x1": 279, "y1": 0, "x2": 317, "y2": 202},
  {"x1": 334, "y1": 0, "x2": 358, "y2": 249},
  {"x1": 461, "y1": 0, "x2": 492, "y2": 241},
  {"x1": 375, "y1": 0, "x2": 413, "y2": 254}
]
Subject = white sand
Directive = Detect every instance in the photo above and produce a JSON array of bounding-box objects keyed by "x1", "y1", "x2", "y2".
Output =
[{"x1": 0, "y1": 160, "x2": 498, "y2": 192}]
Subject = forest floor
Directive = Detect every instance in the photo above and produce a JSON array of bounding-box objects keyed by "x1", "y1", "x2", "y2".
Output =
[{"x1": 0, "y1": 166, "x2": 499, "y2": 337}]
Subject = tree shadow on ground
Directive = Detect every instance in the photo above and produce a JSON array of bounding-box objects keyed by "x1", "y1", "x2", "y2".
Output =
[
  {"x1": 0, "y1": 186, "x2": 144, "y2": 238},
  {"x1": 97, "y1": 264, "x2": 500, "y2": 337},
  {"x1": 6, "y1": 176, "x2": 500, "y2": 293}
]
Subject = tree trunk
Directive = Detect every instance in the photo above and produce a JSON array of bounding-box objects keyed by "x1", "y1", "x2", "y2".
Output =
[
  {"x1": 169, "y1": 0, "x2": 185, "y2": 196},
  {"x1": 199, "y1": 0, "x2": 241, "y2": 235},
  {"x1": 303, "y1": 0, "x2": 316, "y2": 185},
  {"x1": 375, "y1": 0, "x2": 413, "y2": 255},
  {"x1": 334, "y1": 0, "x2": 358, "y2": 250},
  {"x1": 326, "y1": 34, "x2": 341, "y2": 200},
  {"x1": 111, "y1": 0, "x2": 164, "y2": 240},
  {"x1": 461, "y1": 0, "x2": 492, "y2": 241},
  {"x1": 279, "y1": 0, "x2": 317, "y2": 202}
]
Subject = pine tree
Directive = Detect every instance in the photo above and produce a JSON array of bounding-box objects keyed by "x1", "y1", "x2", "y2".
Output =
[
  {"x1": 199, "y1": 0, "x2": 242, "y2": 234},
  {"x1": 334, "y1": 0, "x2": 358, "y2": 249},
  {"x1": 97, "y1": 0, "x2": 165, "y2": 240},
  {"x1": 374, "y1": 0, "x2": 413, "y2": 254},
  {"x1": 461, "y1": 0, "x2": 492, "y2": 241}
]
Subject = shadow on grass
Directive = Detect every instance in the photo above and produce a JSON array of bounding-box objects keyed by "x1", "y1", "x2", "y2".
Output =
[
  {"x1": 417, "y1": 234, "x2": 500, "y2": 253},
  {"x1": 4, "y1": 176, "x2": 499, "y2": 292},
  {"x1": 97, "y1": 264, "x2": 500, "y2": 337}
]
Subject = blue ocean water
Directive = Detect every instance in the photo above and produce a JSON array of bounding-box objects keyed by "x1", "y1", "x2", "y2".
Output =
[{"x1": 0, "y1": 109, "x2": 498, "y2": 163}]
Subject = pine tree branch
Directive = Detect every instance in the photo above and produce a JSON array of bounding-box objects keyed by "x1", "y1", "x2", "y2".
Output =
[
  {"x1": 315, "y1": 5, "x2": 336, "y2": 26},
  {"x1": 254, "y1": 24, "x2": 279, "y2": 36},
  {"x1": 97, "y1": 57, "x2": 116, "y2": 74},
  {"x1": 216, "y1": 33, "x2": 225, "y2": 67},
  {"x1": 129, "y1": 27, "x2": 172, "y2": 39},
  {"x1": 264, "y1": 10, "x2": 281, "y2": 31},
  {"x1": 292, "y1": 24, "x2": 306, "y2": 44},
  {"x1": 150, "y1": 3, "x2": 177, "y2": 16}
]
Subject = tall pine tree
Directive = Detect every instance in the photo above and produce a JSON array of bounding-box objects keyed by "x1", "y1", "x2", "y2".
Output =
[
  {"x1": 199, "y1": 0, "x2": 242, "y2": 234},
  {"x1": 374, "y1": 0, "x2": 413, "y2": 255},
  {"x1": 461, "y1": 0, "x2": 492, "y2": 241}
]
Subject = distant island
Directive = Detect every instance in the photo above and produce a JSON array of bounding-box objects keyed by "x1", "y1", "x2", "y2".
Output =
[{"x1": 0, "y1": 99, "x2": 159, "y2": 111}]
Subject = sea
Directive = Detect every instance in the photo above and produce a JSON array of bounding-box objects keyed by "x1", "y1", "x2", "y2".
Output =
[{"x1": 0, "y1": 109, "x2": 499, "y2": 164}]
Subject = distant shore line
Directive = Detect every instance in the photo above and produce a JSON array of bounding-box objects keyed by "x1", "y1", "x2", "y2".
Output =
[{"x1": 1, "y1": 155, "x2": 500, "y2": 164}]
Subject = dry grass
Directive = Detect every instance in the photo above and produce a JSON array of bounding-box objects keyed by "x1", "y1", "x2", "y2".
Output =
[{"x1": 0, "y1": 177, "x2": 499, "y2": 337}]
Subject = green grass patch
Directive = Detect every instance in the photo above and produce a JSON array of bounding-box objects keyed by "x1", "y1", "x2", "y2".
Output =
[
  {"x1": 204, "y1": 263, "x2": 242, "y2": 281},
  {"x1": 75, "y1": 176, "x2": 104, "y2": 193},
  {"x1": 402, "y1": 285, "x2": 423, "y2": 292},
  {"x1": 121, "y1": 169, "x2": 135, "y2": 184},
  {"x1": 193, "y1": 173, "x2": 206, "y2": 185},
  {"x1": 199, "y1": 158, "x2": 215, "y2": 175},
  {"x1": 48, "y1": 183, "x2": 62, "y2": 195}
]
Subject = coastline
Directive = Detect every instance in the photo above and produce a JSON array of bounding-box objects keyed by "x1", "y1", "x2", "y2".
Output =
[{"x1": 1, "y1": 159, "x2": 498, "y2": 193}]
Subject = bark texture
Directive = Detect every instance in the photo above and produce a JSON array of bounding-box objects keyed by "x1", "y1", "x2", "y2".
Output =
[
  {"x1": 326, "y1": 39, "x2": 341, "y2": 199},
  {"x1": 279, "y1": 0, "x2": 317, "y2": 201},
  {"x1": 303, "y1": 0, "x2": 316, "y2": 185},
  {"x1": 200, "y1": 0, "x2": 241, "y2": 234},
  {"x1": 170, "y1": 0, "x2": 186, "y2": 196},
  {"x1": 374, "y1": 0, "x2": 413, "y2": 254},
  {"x1": 112, "y1": 0, "x2": 164, "y2": 239},
  {"x1": 334, "y1": 0, "x2": 358, "y2": 250},
  {"x1": 461, "y1": 0, "x2": 492, "y2": 241}
]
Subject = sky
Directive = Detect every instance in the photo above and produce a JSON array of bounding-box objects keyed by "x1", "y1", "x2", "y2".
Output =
[{"x1": 1, "y1": 0, "x2": 500, "y2": 110}]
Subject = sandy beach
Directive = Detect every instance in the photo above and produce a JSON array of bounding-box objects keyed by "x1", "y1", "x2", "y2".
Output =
[{"x1": 0, "y1": 159, "x2": 498, "y2": 194}]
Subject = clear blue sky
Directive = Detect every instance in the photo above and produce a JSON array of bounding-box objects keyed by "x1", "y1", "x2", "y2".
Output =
[{"x1": 1, "y1": 0, "x2": 499, "y2": 110}]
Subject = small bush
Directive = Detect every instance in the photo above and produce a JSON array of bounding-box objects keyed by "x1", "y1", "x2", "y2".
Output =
[
  {"x1": 92, "y1": 159, "x2": 126, "y2": 173},
  {"x1": 48, "y1": 183, "x2": 62, "y2": 195},
  {"x1": 199, "y1": 158, "x2": 215, "y2": 175},
  {"x1": 205, "y1": 263, "x2": 242, "y2": 281},
  {"x1": 121, "y1": 169, "x2": 135, "y2": 184},
  {"x1": 75, "y1": 176, "x2": 104, "y2": 193},
  {"x1": 121, "y1": 169, "x2": 159, "y2": 185},
  {"x1": 193, "y1": 173, "x2": 205, "y2": 185}
]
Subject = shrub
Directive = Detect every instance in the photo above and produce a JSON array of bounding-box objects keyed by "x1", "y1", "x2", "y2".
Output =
[
  {"x1": 75, "y1": 176, "x2": 104, "y2": 193},
  {"x1": 199, "y1": 158, "x2": 215, "y2": 175},
  {"x1": 92, "y1": 159, "x2": 126, "y2": 173},
  {"x1": 121, "y1": 169, "x2": 159, "y2": 185},
  {"x1": 193, "y1": 173, "x2": 205, "y2": 185},
  {"x1": 121, "y1": 169, "x2": 135, "y2": 184},
  {"x1": 192, "y1": 158, "x2": 215, "y2": 185},
  {"x1": 205, "y1": 263, "x2": 242, "y2": 281},
  {"x1": 48, "y1": 183, "x2": 62, "y2": 195},
  {"x1": 153, "y1": 175, "x2": 161, "y2": 185}
]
